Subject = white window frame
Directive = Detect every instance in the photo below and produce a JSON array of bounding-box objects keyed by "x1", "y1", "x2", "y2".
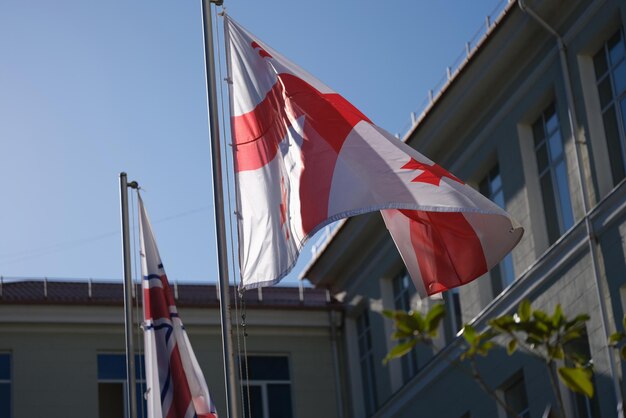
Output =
[
  {"x1": 240, "y1": 354, "x2": 293, "y2": 418},
  {"x1": 96, "y1": 353, "x2": 146, "y2": 418}
]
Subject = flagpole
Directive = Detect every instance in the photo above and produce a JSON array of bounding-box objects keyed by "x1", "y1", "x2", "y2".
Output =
[
  {"x1": 200, "y1": 2, "x2": 239, "y2": 418},
  {"x1": 119, "y1": 172, "x2": 139, "y2": 418}
]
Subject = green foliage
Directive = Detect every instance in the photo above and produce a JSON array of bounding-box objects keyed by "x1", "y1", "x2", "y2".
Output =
[
  {"x1": 460, "y1": 324, "x2": 496, "y2": 360},
  {"x1": 381, "y1": 304, "x2": 445, "y2": 364},
  {"x1": 484, "y1": 300, "x2": 593, "y2": 398},
  {"x1": 558, "y1": 366, "x2": 594, "y2": 398},
  {"x1": 381, "y1": 297, "x2": 595, "y2": 410}
]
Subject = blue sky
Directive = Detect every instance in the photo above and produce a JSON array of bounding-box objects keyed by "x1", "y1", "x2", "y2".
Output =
[{"x1": 0, "y1": 0, "x2": 507, "y2": 285}]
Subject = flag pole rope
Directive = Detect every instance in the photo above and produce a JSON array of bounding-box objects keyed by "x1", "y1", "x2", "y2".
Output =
[
  {"x1": 214, "y1": 7, "x2": 252, "y2": 417},
  {"x1": 130, "y1": 189, "x2": 146, "y2": 418}
]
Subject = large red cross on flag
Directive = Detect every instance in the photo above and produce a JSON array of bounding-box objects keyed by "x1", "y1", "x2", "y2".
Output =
[{"x1": 225, "y1": 16, "x2": 523, "y2": 296}]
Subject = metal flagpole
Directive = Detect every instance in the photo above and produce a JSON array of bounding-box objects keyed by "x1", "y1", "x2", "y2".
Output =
[
  {"x1": 200, "y1": 1, "x2": 239, "y2": 418},
  {"x1": 119, "y1": 172, "x2": 139, "y2": 418}
]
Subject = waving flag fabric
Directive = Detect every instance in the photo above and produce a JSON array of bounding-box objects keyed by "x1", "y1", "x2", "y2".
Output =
[
  {"x1": 225, "y1": 16, "x2": 523, "y2": 296},
  {"x1": 138, "y1": 195, "x2": 218, "y2": 418}
]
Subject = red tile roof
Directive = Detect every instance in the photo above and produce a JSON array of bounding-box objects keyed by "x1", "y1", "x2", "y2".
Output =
[{"x1": 0, "y1": 280, "x2": 340, "y2": 311}]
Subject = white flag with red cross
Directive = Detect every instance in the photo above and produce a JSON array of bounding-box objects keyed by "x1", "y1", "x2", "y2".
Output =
[{"x1": 225, "y1": 15, "x2": 523, "y2": 296}]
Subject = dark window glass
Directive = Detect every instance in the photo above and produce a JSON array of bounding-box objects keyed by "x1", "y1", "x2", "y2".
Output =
[
  {"x1": 595, "y1": 28, "x2": 626, "y2": 185},
  {"x1": 241, "y1": 356, "x2": 293, "y2": 418},
  {"x1": 98, "y1": 383, "x2": 124, "y2": 418},
  {"x1": 244, "y1": 356, "x2": 290, "y2": 381},
  {"x1": 503, "y1": 374, "x2": 530, "y2": 418},
  {"x1": 97, "y1": 354, "x2": 147, "y2": 418},
  {"x1": 603, "y1": 106, "x2": 626, "y2": 182},
  {"x1": 593, "y1": 47, "x2": 608, "y2": 78},
  {"x1": 0, "y1": 355, "x2": 9, "y2": 380},
  {"x1": 243, "y1": 384, "x2": 264, "y2": 418},
  {"x1": 267, "y1": 384, "x2": 293, "y2": 418}
]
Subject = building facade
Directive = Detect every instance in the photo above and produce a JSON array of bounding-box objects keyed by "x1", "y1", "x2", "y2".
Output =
[
  {"x1": 304, "y1": 0, "x2": 626, "y2": 417},
  {"x1": 0, "y1": 280, "x2": 342, "y2": 418}
]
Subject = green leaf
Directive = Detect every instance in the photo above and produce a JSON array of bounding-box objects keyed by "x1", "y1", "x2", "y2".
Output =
[
  {"x1": 552, "y1": 304, "x2": 564, "y2": 328},
  {"x1": 382, "y1": 309, "x2": 395, "y2": 319},
  {"x1": 609, "y1": 332, "x2": 623, "y2": 345},
  {"x1": 383, "y1": 340, "x2": 417, "y2": 364},
  {"x1": 391, "y1": 330, "x2": 412, "y2": 340},
  {"x1": 425, "y1": 304, "x2": 446, "y2": 335},
  {"x1": 507, "y1": 339, "x2": 517, "y2": 355},
  {"x1": 518, "y1": 300, "x2": 531, "y2": 322},
  {"x1": 621, "y1": 346, "x2": 626, "y2": 361},
  {"x1": 463, "y1": 325, "x2": 477, "y2": 345},
  {"x1": 558, "y1": 366, "x2": 594, "y2": 398}
]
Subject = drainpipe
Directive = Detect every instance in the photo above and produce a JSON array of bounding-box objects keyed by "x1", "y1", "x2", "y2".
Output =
[{"x1": 518, "y1": 1, "x2": 624, "y2": 415}]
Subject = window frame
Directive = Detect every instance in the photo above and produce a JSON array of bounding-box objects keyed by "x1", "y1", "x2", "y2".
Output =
[
  {"x1": 240, "y1": 354, "x2": 294, "y2": 418},
  {"x1": 356, "y1": 309, "x2": 379, "y2": 416},
  {"x1": 96, "y1": 353, "x2": 147, "y2": 418},
  {"x1": 532, "y1": 102, "x2": 575, "y2": 244},
  {"x1": 593, "y1": 28, "x2": 626, "y2": 184}
]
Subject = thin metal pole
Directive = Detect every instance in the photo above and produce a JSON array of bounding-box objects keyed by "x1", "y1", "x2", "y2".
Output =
[
  {"x1": 200, "y1": 2, "x2": 239, "y2": 418},
  {"x1": 119, "y1": 172, "x2": 138, "y2": 418}
]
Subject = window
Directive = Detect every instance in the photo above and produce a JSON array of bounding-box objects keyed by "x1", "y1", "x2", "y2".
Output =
[
  {"x1": 0, "y1": 354, "x2": 10, "y2": 418},
  {"x1": 357, "y1": 310, "x2": 378, "y2": 416},
  {"x1": 97, "y1": 354, "x2": 147, "y2": 418},
  {"x1": 241, "y1": 355, "x2": 293, "y2": 418},
  {"x1": 393, "y1": 271, "x2": 419, "y2": 382},
  {"x1": 532, "y1": 103, "x2": 574, "y2": 244},
  {"x1": 480, "y1": 165, "x2": 515, "y2": 293},
  {"x1": 594, "y1": 28, "x2": 626, "y2": 184},
  {"x1": 502, "y1": 372, "x2": 530, "y2": 418}
]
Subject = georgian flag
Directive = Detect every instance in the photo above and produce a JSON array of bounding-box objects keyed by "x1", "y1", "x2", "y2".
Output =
[
  {"x1": 225, "y1": 16, "x2": 523, "y2": 296},
  {"x1": 138, "y1": 195, "x2": 218, "y2": 418}
]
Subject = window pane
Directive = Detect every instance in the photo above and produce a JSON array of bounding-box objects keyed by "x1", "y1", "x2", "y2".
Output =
[
  {"x1": 594, "y1": 49, "x2": 608, "y2": 79},
  {"x1": 608, "y1": 31, "x2": 625, "y2": 66},
  {"x1": 97, "y1": 354, "x2": 127, "y2": 380},
  {"x1": 267, "y1": 384, "x2": 293, "y2": 418},
  {"x1": 532, "y1": 120, "x2": 545, "y2": 146},
  {"x1": 0, "y1": 355, "x2": 9, "y2": 380},
  {"x1": 500, "y1": 254, "x2": 515, "y2": 288},
  {"x1": 504, "y1": 377, "x2": 529, "y2": 418},
  {"x1": 548, "y1": 131, "x2": 564, "y2": 160},
  {"x1": 598, "y1": 78, "x2": 614, "y2": 109},
  {"x1": 243, "y1": 385, "x2": 264, "y2": 418},
  {"x1": 98, "y1": 383, "x2": 125, "y2": 418},
  {"x1": 536, "y1": 144, "x2": 549, "y2": 173},
  {"x1": 602, "y1": 106, "x2": 626, "y2": 183},
  {"x1": 245, "y1": 357, "x2": 289, "y2": 381},
  {"x1": 0, "y1": 384, "x2": 10, "y2": 418},
  {"x1": 554, "y1": 161, "x2": 574, "y2": 231},
  {"x1": 540, "y1": 174, "x2": 560, "y2": 244},
  {"x1": 612, "y1": 60, "x2": 626, "y2": 95},
  {"x1": 545, "y1": 111, "x2": 559, "y2": 135}
]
